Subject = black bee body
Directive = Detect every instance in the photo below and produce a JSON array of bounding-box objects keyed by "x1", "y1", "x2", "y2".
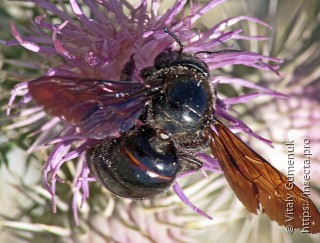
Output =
[
  {"x1": 86, "y1": 50, "x2": 214, "y2": 199},
  {"x1": 145, "y1": 51, "x2": 215, "y2": 150},
  {"x1": 86, "y1": 126, "x2": 180, "y2": 199}
]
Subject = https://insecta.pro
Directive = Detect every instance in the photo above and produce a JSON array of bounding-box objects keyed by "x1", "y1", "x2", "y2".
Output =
[{"x1": 27, "y1": 29, "x2": 320, "y2": 233}]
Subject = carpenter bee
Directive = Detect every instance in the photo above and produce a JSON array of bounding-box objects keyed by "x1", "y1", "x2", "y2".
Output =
[{"x1": 28, "y1": 29, "x2": 320, "y2": 233}]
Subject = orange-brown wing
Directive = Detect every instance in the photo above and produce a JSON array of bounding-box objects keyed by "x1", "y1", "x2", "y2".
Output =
[{"x1": 209, "y1": 120, "x2": 320, "y2": 234}]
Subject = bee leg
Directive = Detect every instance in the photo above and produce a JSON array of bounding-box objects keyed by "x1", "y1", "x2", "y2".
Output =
[
  {"x1": 139, "y1": 66, "x2": 158, "y2": 80},
  {"x1": 177, "y1": 152, "x2": 202, "y2": 176},
  {"x1": 120, "y1": 54, "x2": 136, "y2": 81}
]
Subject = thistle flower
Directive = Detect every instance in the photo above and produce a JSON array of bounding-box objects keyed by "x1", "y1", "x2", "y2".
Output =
[{"x1": 0, "y1": 0, "x2": 289, "y2": 241}]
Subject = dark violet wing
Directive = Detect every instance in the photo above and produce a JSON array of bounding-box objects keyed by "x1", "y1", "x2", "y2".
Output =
[
  {"x1": 28, "y1": 76, "x2": 158, "y2": 139},
  {"x1": 209, "y1": 120, "x2": 320, "y2": 234}
]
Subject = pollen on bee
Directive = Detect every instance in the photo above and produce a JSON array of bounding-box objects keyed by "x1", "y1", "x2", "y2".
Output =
[{"x1": 160, "y1": 133, "x2": 169, "y2": 140}]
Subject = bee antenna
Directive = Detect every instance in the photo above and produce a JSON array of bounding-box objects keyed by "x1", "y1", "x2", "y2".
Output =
[
  {"x1": 163, "y1": 28, "x2": 184, "y2": 53},
  {"x1": 195, "y1": 49, "x2": 242, "y2": 55}
]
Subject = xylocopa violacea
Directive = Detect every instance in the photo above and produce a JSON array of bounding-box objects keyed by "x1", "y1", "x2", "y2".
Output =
[{"x1": 28, "y1": 29, "x2": 320, "y2": 233}]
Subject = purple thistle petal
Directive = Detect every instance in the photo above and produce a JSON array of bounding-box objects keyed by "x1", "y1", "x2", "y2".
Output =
[
  {"x1": 18, "y1": 107, "x2": 43, "y2": 117},
  {"x1": 61, "y1": 140, "x2": 93, "y2": 162},
  {"x1": 46, "y1": 135, "x2": 84, "y2": 145},
  {"x1": 212, "y1": 15, "x2": 272, "y2": 32},
  {"x1": 196, "y1": 152, "x2": 222, "y2": 173},
  {"x1": 51, "y1": 140, "x2": 92, "y2": 182},
  {"x1": 52, "y1": 21, "x2": 75, "y2": 61},
  {"x1": 72, "y1": 155, "x2": 93, "y2": 225},
  {"x1": 70, "y1": 0, "x2": 104, "y2": 35},
  {"x1": 27, "y1": 117, "x2": 60, "y2": 138},
  {"x1": 163, "y1": 0, "x2": 188, "y2": 26},
  {"x1": 187, "y1": 29, "x2": 243, "y2": 52},
  {"x1": 214, "y1": 104, "x2": 274, "y2": 147},
  {"x1": 172, "y1": 183, "x2": 212, "y2": 220},
  {"x1": 27, "y1": 121, "x2": 61, "y2": 153},
  {"x1": 189, "y1": 0, "x2": 227, "y2": 24},
  {"x1": 10, "y1": 22, "x2": 41, "y2": 52},
  {"x1": 79, "y1": 170, "x2": 92, "y2": 207},
  {"x1": 201, "y1": 164, "x2": 222, "y2": 173},
  {"x1": 200, "y1": 169, "x2": 209, "y2": 179},
  {"x1": 35, "y1": 15, "x2": 52, "y2": 30},
  {"x1": 19, "y1": 92, "x2": 32, "y2": 106},
  {"x1": 205, "y1": 51, "x2": 282, "y2": 75},
  {"x1": 223, "y1": 92, "x2": 288, "y2": 106},
  {"x1": 82, "y1": 0, "x2": 108, "y2": 23},
  {"x1": 255, "y1": 59, "x2": 281, "y2": 76},
  {"x1": 234, "y1": 35, "x2": 270, "y2": 41},
  {"x1": 9, "y1": 21, "x2": 57, "y2": 54},
  {"x1": 194, "y1": 15, "x2": 271, "y2": 47},
  {"x1": 46, "y1": 68, "x2": 79, "y2": 77},
  {"x1": 7, "y1": 82, "x2": 28, "y2": 115},
  {"x1": 51, "y1": 177, "x2": 57, "y2": 213},
  {"x1": 213, "y1": 76, "x2": 284, "y2": 94},
  {"x1": 5, "y1": 111, "x2": 46, "y2": 130},
  {"x1": 42, "y1": 128, "x2": 76, "y2": 195}
]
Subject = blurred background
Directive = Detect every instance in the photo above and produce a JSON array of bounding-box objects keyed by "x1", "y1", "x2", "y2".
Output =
[{"x1": 1, "y1": 0, "x2": 320, "y2": 242}]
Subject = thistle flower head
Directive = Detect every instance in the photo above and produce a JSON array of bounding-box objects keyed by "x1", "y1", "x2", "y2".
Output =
[{"x1": 2, "y1": 0, "x2": 283, "y2": 231}]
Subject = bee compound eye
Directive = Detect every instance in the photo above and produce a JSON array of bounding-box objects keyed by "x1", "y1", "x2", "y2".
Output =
[{"x1": 86, "y1": 128, "x2": 180, "y2": 199}]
